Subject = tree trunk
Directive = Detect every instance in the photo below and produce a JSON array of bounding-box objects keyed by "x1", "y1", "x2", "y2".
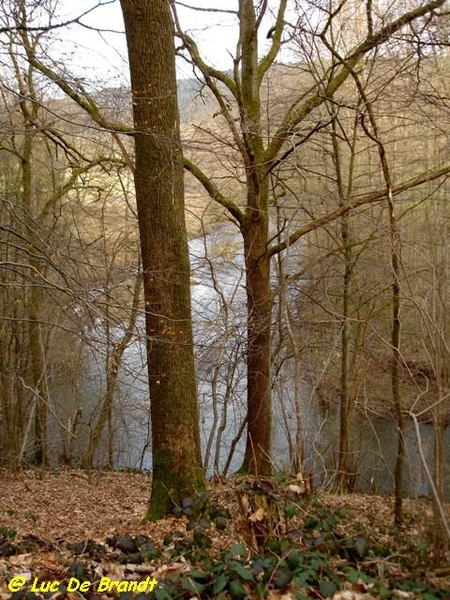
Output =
[
  {"x1": 337, "y1": 217, "x2": 352, "y2": 492},
  {"x1": 392, "y1": 253, "x2": 404, "y2": 525},
  {"x1": 359, "y1": 97, "x2": 404, "y2": 524},
  {"x1": 238, "y1": 0, "x2": 273, "y2": 475},
  {"x1": 331, "y1": 113, "x2": 356, "y2": 492},
  {"x1": 241, "y1": 217, "x2": 272, "y2": 475},
  {"x1": 22, "y1": 107, "x2": 49, "y2": 467},
  {"x1": 29, "y1": 283, "x2": 48, "y2": 467},
  {"x1": 84, "y1": 273, "x2": 142, "y2": 468},
  {"x1": 120, "y1": 0, "x2": 205, "y2": 520}
]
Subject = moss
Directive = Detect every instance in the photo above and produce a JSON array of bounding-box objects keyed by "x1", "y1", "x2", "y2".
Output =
[{"x1": 142, "y1": 465, "x2": 206, "y2": 522}]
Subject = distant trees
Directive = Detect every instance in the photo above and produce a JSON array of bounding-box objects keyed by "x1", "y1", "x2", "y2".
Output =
[
  {"x1": 1, "y1": 0, "x2": 450, "y2": 541},
  {"x1": 1, "y1": 52, "x2": 82, "y2": 464},
  {"x1": 0, "y1": 0, "x2": 208, "y2": 518},
  {"x1": 0, "y1": 0, "x2": 207, "y2": 518},
  {"x1": 0, "y1": 1, "x2": 138, "y2": 468},
  {"x1": 283, "y1": 1, "x2": 450, "y2": 532}
]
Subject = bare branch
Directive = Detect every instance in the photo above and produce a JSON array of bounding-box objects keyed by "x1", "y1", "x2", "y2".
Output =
[
  {"x1": 0, "y1": 1, "x2": 117, "y2": 34},
  {"x1": 30, "y1": 61, "x2": 131, "y2": 134},
  {"x1": 17, "y1": 15, "x2": 132, "y2": 135},
  {"x1": 41, "y1": 156, "x2": 126, "y2": 219},
  {"x1": 258, "y1": 0, "x2": 288, "y2": 84},
  {"x1": 264, "y1": 0, "x2": 446, "y2": 169},
  {"x1": 172, "y1": 5, "x2": 238, "y2": 97},
  {"x1": 174, "y1": 2, "x2": 237, "y2": 15},
  {"x1": 268, "y1": 164, "x2": 450, "y2": 257},
  {"x1": 183, "y1": 156, "x2": 245, "y2": 225}
]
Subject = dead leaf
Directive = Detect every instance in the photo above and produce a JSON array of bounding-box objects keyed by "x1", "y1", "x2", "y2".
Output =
[
  {"x1": 287, "y1": 484, "x2": 305, "y2": 494},
  {"x1": 249, "y1": 507, "x2": 267, "y2": 522}
]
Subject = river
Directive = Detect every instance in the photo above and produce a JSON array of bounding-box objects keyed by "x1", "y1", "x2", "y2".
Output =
[{"x1": 65, "y1": 225, "x2": 450, "y2": 497}]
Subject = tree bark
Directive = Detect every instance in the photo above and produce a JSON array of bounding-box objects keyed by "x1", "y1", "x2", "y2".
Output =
[
  {"x1": 120, "y1": 0, "x2": 205, "y2": 519},
  {"x1": 242, "y1": 219, "x2": 272, "y2": 475},
  {"x1": 238, "y1": 0, "x2": 273, "y2": 475}
]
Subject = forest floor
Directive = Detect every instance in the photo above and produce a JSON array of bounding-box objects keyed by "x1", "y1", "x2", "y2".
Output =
[{"x1": 0, "y1": 469, "x2": 449, "y2": 600}]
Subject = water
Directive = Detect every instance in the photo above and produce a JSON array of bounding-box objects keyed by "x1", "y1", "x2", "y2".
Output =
[{"x1": 69, "y1": 225, "x2": 450, "y2": 497}]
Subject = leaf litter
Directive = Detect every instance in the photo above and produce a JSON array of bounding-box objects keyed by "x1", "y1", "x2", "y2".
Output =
[{"x1": 0, "y1": 469, "x2": 448, "y2": 599}]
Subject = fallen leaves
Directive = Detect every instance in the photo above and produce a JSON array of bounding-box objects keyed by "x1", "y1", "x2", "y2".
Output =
[
  {"x1": 0, "y1": 469, "x2": 152, "y2": 543},
  {"x1": 0, "y1": 469, "x2": 448, "y2": 599}
]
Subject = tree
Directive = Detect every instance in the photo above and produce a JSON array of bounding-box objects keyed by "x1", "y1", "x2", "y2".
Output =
[
  {"x1": 0, "y1": 0, "x2": 206, "y2": 516},
  {"x1": 175, "y1": 0, "x2": 450, "y2": 475},
  {"x1": 0, "y1": 17, "x2": 128, "y2": 466},
  {"x1": 119, "y1": 0, "x2": 205, "y2": 519}
]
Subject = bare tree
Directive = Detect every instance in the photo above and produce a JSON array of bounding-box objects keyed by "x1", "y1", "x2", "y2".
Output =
[
  {"x1": 174, "y1": 0, "x2": 450, "y2": 475},
  {"x1": 0, "y1": 28, "x2": 125, "y2": 466}
]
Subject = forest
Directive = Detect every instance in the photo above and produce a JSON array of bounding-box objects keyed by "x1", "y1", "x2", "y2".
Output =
[{"x1": 0, "y1": 0, "x2": 450, "y2": 598}]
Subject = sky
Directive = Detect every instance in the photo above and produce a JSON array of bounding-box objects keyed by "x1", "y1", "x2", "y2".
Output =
[
  {"x1": 51, "y1": 0, "x2": 288, "y2": 85},
  {"x1": 54, "y1": 0, "x2": 241, "y2": 85}
]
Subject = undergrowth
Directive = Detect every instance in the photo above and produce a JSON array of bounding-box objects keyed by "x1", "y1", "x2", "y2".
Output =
[{"x1": 0, "y1": 476, "x2": 448, "y2": 599}]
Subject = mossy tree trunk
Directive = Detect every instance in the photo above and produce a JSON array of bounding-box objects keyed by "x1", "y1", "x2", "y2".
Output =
[
  {"x1": 242, "y1": 220, "x2": 272, "y2": 474},
  {"x1": 17, "y1": 61, "x2": 49, "y2": 467},
  {"x1": 120, "y1": 0, "x2": 205, "y2": 520},
  {"x1": 238, "y1": 0, "x2": 273, "y2": 475}
]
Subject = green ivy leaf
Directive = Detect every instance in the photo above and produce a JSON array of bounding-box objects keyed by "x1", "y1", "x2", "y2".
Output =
[
  {"x1": 287, "y1": 550, "x2": 303, "y2": 570},
  {"x1": 197, "y1": 517, "x2": 211, "y2": 529},
  {"x1": 213, "y1": 573, "x2": 229, "y2": 594},
  {"x1": 228, "y1": 579, "x2": 247, "y2": 600},
  {"x1": 319, "y1": 580, "x2": 337, "y2": 598},
  {"x1": 186, "y1": 569, "x2": 209, "y2": 581},
  {"x1": 229, "y1": 543, "x2": 247, "y2": 557},
  {"x1": 231, "y1": 561, "x2": 255, "y2": 581},
  {"x1": 215, "y1": 516, "x2": 228, "y2": 530},
  {"x1": 284, "y1": 503, "x2": 296, "y2": 519},
  {"x1": 193, "y1": 528, "x2": 212, "y2": 549},
  {"x1": 294, "y1": 569, "x2": 316, "y2": 586},
  {"x1": 272, "y1": 567, "x2": 293, "y2": 589},
  {"x1": 181, "y1": 575, "x2": 206, "y2": 594},
  {"x1": 378, "y1": 585, "x2": 390, "y2": 598},
  {"x1": 304, "y1": 516, "x2": 319, "y2": 529},
  {"x1": 152, "y1": 587, "x2": 170, "y2": 600},
  {"x1": 0, "y1": 527, "x2": 16, "y2": 539}
]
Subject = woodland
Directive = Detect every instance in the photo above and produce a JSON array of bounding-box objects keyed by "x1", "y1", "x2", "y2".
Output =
[{"x1": 1, "y1": 0, "x2": 450, "y2": 598}]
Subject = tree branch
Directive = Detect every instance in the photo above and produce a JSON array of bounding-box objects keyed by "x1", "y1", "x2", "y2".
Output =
[
  {"x1": 41, "y1": 157, "x2": 126, "y2": 219},
  {"x1": 183, "y1": 156, "x2": 245, "y2": 225},
  {"x1": 264, "y1": 0, "x2": 446, "y2": 169},
  {"x1": 268, "y1": 163, "x2": 450, "y2": 257},
  {"x1": 171, "y1": 6, "x2": 237, "y2": 98},
  {"x1": 257, "y1": 0, "x2": 287, "y2": 84},
  {"x1": 0, "y1": 1, "x2": 117, "y2": 34},
  {"x1": 175, "y1": 2, "x2": 237, "y2": 16},
  {"x1": 22, "y1": 39, "x2": 132, "y2": 134}
]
